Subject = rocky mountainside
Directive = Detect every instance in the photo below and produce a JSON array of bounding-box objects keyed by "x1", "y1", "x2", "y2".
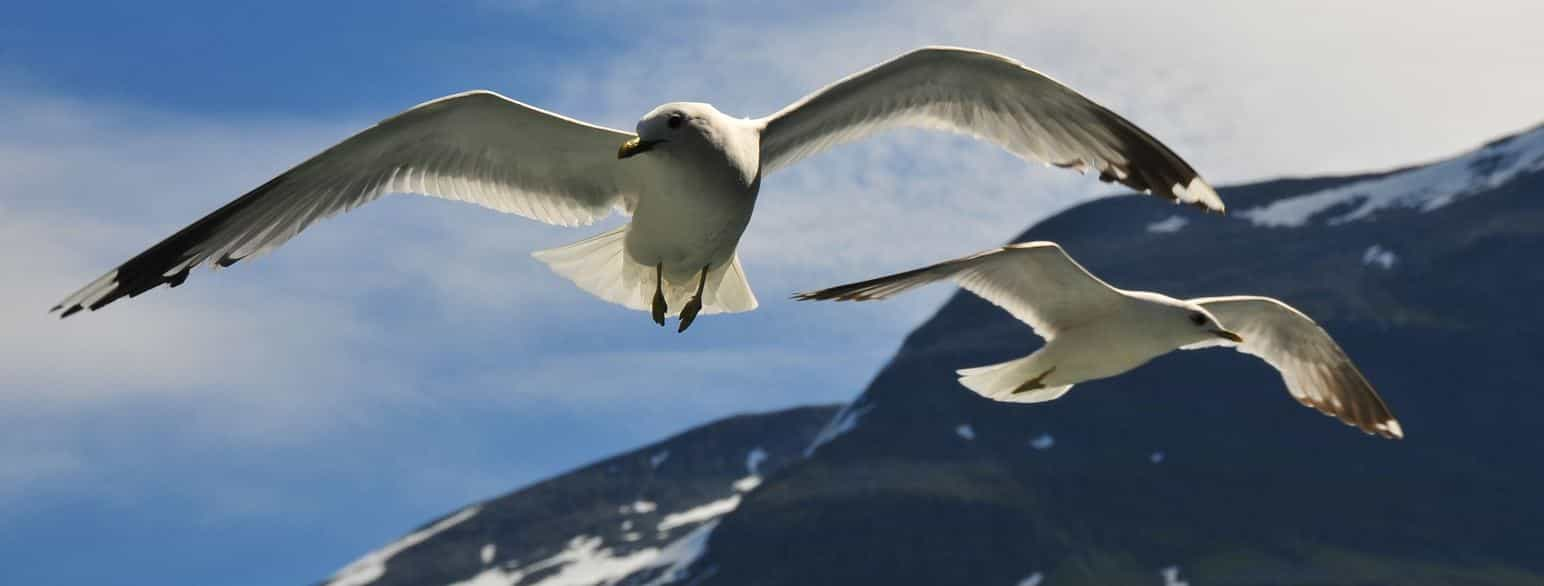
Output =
[{"x1": 322, "y1": 123, "x2": 1544, "y2": 586}]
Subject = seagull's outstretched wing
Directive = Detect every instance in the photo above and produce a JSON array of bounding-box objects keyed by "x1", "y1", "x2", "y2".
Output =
[
  {"x1": 53, "y1": 91, "x2": 636, "y2": 318},
  {"x1": 794, "y1": 242, "x2": 1123, "y2": 338},
  {"x1": 1190, "y1": 296, "x2": 1403, "y2": 439},
  {"x1": 757, "y1": 46, "x2": 1222, "y2": 211}
]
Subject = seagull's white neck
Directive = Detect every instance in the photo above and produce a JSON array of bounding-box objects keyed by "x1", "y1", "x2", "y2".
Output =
[
  {"x1": 654, "y1": 113, "x2": 763, "y2": 189},
  {"x1": 712, "y1": 115, "x2": 764, "y2": 184},
  {"x1": 1120, "y1": 290, "x2": 1217, "y2": 349}
]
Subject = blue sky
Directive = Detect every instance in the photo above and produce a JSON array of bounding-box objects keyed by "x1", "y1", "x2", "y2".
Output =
[{"x1": 3, "y1": 2, "x2": 1542, "y2": 585}]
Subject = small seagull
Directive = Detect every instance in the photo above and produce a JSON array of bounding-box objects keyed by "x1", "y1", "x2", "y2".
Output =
[
  {"x1": 52, "y1": 46, "x2": 1221, "y2": 332},
  {"x1": 795, "y1": 242, "x2": 1403, "y2": 439}
]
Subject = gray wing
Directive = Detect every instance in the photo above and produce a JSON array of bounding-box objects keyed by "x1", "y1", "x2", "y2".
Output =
[
  {"x1": 794, "y1": 242, "x2": 1125, "y2": 338},
  {"x1": 53, "y1": 91, "x2": 636, "y2": 317},
  {"x1": 1191, "y1": 296, "x2": 1404, "y2": 439},
  {"x1": 757, "y1": 46, "x2": 1223, "y2": 212}
]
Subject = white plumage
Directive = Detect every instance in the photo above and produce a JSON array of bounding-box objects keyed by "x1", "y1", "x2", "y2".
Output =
[
  {"x1": 796, "y1": 242, "x2": 1403, "y2": 439},
  {"x1": 1184, "y1": 296, "x2": 1403, "y2": 438},
  {"x1": 53, "y1": 47, "x2": 1219, "y2": 332},
  {"x1": 759, "y1": 47, "x2": 1222, "y2": 210}
]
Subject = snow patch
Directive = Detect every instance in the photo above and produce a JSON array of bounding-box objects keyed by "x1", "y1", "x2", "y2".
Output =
[
  {"x1": 732, "y1": 446, "x2": 768, "y2": 492},
  {"x1": 1017, "y1": 571, "x2": 1044, "y2": 586},
  {"x1": 620, "y1": 520, "x2": 632, "y2": 531},
  {"x1": 325, "y1": 506, "x2": 480, "y2": 586},
  {"x1": 622, "y1": 532, "x2": 642, "y2": 542},
  {"x1": 731, "y1": 475, "x2": 762, "y2": 492},
  {"x1": 649, "y1": 450, "x2": 670, "y2": 469},
  {"x1": 1146, "y1": 215, "x2": 1189, "y2": 233},
  {"x1": 481, "y1": 544, "x2": 496, "y2": 565},
  {"x1": 1362, "y1": 245, "x2": 1397, "y2": 270},
  {"x1": 639, "y1": 521, "x2": 718, "y2": 586},
  {"x1": 657, "y1": 495, "x2": 741, "y2": 533},
  {"x1": 1162, "y1": 565, "x2": 1189, "y2": 586},
  {"x1": 619, "y1": 500, "x2": 657, "y2": 515},
  {"x1": 1029, "y1": 433, "x2": 1055, "y2": 451},
  {"x1": 955, "y1": 424, "x2": 976, "y2": 441},
  {"x1": 450, "y1": 521, "x2": 720, "y2": 586},
  {"x1": 1240, "y1": 127, "x2": 1544, "y2": 227},
  {"x1": 805, "y1": 400, "x2": 876, "y2": 457},
  {"x1": 1150, "y1": 451, "x2": 1166, "y2": 464}
]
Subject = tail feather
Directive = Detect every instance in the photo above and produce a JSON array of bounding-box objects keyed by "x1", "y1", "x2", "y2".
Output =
[
  {"x1": 532, "y1": 226, "x2": 645, "y2": 310},
  {"x1": 702, "y1": 255, "x2": 758, "y2": 314},
  {"x1": 532, "y1": 226, "x2": 758, "y2": 316},
  {"x1": 956, "y1": 354, "x2": 1074, "y2": 404}
]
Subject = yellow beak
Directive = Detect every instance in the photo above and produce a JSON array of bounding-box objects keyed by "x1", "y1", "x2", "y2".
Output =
[
  {"x1": 618, "y1": 137, "x2": 658, "y2": 159},
  {"x1": 1211, "y1": 329, "x2": 1244, "y2": 343}
]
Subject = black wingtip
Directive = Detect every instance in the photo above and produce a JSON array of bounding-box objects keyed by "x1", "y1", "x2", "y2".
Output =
[
  {"x1": 790, "y1": 289, "x2": 876, "y2": 302},
  {"x1": 167, "y1": 266, "x2": 192, "y2": 287},
  {"x1": 53, "y1": 168, "x2": 284, "y2": 320},
  {"x1": 59, "y1": 305, "x2": 83, "y2": 319},
  {"x1": 791, "y1": 289, "x2": 852, "y2": 301}
]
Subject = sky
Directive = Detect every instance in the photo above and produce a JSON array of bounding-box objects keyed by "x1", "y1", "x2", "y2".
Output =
[{"x1": 2, "y1": 1, "x2": 1541, "y2": 585}]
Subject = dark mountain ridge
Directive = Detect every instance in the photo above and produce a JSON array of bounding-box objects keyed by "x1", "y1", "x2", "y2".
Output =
[{"x1": 323, "y1": 123, "x2": 1544, "y2": 586}]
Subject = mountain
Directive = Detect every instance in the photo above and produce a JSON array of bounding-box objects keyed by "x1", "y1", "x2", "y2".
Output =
[
  {"x1": 321, "y1": 123, "x2": 1544, "y2": 586},
  {"x1": 320, "y1": 405, "x2": 840, "y2": 586}
]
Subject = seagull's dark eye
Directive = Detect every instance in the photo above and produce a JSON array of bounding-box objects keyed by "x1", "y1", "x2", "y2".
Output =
[
  {"x1": 1189, "y1": 312, "x2": 1207, "y2": 326},
  {"x1": 667, "y1": 113, "x2": 685, "y2": 129}
]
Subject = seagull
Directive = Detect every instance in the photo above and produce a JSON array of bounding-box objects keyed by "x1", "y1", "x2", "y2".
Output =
[
  {"x1": 52, "y1": 46, "x2": 1221, "y2": 332},
  {"x1": 795, "y1": 242, "x2": 1403, "y2": 439}
]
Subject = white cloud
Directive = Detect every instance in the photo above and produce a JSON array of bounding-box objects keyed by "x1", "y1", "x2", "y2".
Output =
[
  {"x1": 0, "y1": 92, "x2": 423, "y2": 503},
  {"x1": 0, "y1": 211, "x2": 390, "y2": 404},
  {"x1": 0, "y1": 92, "x2": 415, "y2": 414}
]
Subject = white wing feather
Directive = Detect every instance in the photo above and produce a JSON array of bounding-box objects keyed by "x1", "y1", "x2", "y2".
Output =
[
  {"x1": 54, "y1": 90, "x2": 635, "y2": 317},
  {"x1": 1191, "y1": 296, "x2": 1403, "y2": 439},
  {"x1": 795, "y1": 242, "x2": 1124, "y2": 338},
  {"x1": 758, "y1": 46, "x2": 1222, "y2": 211}
]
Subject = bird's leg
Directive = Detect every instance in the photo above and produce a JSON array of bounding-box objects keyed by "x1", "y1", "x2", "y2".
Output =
[
  {"x1": 651, "y1": 262, "x2": 667, "y2": 327},
  {"x1": 677, "y1": 265, "x2": 709, "y2": 333},
  {"x1": 1011, "y1": 366, "x2": 1057, "y2": 394}
]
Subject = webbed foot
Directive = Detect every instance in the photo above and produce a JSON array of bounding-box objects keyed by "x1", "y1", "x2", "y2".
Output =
[{"x1": 677, "y1": 265, "x2": 710, "y2": 333}]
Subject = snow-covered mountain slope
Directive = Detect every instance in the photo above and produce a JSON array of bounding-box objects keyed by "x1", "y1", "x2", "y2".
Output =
[
  {"x1": 317, "y1": 405, "x2": 838, "y2": 586},
  {"x1": 317, "y1": 122, "x2": 1544, "y2": 586},
  {"x1": 1242, "y1": 124, "x2": 1544, "y2": 227}
]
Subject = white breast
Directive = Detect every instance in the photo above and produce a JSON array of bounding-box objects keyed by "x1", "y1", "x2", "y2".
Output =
[{"x1": 621, "y1": 122, "x2": 762, "y2": 279}]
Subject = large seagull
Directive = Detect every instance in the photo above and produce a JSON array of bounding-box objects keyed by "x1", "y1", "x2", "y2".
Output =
[{"x1": 53, "y1": 46, "x2": 1221, "y2": 332}]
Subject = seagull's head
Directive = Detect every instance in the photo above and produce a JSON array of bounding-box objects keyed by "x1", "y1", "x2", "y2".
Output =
[
  {"x1": 1176, "y1": 302, "x2": 1243, "y2": 345},
  {"x1": 1137, "y1": 294, "x2": 1243, "y2": 346},
  {"x1": 619, "y1": 102, "x2": 723, "y2": 159}
]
